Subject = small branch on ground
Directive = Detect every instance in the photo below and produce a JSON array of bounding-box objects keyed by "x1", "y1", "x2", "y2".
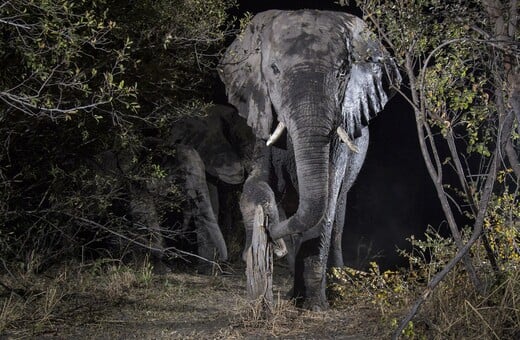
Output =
[{"x1": 245, "y1": 205, "x2": 274, "y2": 317}]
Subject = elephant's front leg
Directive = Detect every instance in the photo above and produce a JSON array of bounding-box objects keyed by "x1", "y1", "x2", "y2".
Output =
[
  {"x1": 329, "y1": 129, "x2": 369, "y2": 268},
  {"x1": 178, "y1": 145, "x2": 228, "y2": 265},
  {"x1": 294, "y1": 142, "x2": 351, "y2": 311},
  {"x1": 293, "y1": 232, "x2": 327, "y2": 310},
  {"x1": 329, "y1": 187, "x2": 347, "y2": 268}
]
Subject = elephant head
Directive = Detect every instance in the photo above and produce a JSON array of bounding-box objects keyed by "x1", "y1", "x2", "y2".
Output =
[
  {"x1": 168, "y1": 104, "x2": 251, "y2": 185},
  {"x1": 219, "y1": 10, "x2": 400, "y2": 240}
]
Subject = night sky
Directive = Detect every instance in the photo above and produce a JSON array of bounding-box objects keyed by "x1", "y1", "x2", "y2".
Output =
[{"x1": 221, "y1": 1, "x2": 446, "y2": 269}]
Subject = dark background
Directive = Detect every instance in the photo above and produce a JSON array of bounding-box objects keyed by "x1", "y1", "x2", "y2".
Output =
[{"x1": 218, "y1": 1, "x2": 445, "y2": 269}]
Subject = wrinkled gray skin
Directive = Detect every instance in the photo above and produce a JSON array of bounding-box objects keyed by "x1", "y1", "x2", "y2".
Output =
[
  {"x1": 169, "y1": 105, "x2": 249, "y2": 186},
  {"x1": 169, "y1": 105, "x2": 250, "y2": 264},
  {"x1": 166, "y1": 104, "x2": 253, "y2": 266},
  {"x1": 174, "y1": 145, "x2": 229, "y2": 263},
  {"x1": 220, "y1": 10, "x2": 400, "y2": 310}
]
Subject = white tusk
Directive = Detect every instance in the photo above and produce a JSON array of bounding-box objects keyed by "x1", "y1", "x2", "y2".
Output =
[
  {"x1": 266, "y1": 122, "x2": 286, "y2": 146},
  {"x1": 337, "y1": 126, "x2": 359, "y2": 153}
]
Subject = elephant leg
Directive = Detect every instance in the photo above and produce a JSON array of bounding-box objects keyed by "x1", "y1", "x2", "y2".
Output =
[
  {"x1": 197, "y1": 181, "x2": 222, "y2": 270},
  {"x1": 329, "y1": 130, "x2": 369, "y2": 268},
  {"x1": 179, "y1": 146, "x2": 228, "y2": 265},
  {"x1": 292, "y1": 212, "x2": 334, "y2": 311},
  {"x1": 293, "y1": 234, "x2": 327, "y2": 311},
  {"x1": 329, "y1": 185, "x2": 347, "y2": 268},
  {"x1": 285, "y1": 234, "x2": 299, "y2": 276},
  {"x1": 190, "y1": 185, "x2": 228, "y2": 263},
  {"x1": 207, "y1": 181, "x2": 219, "y2": 221},
  {"x1": 278, "y1": 206, "x2": 297, "y2": 275},
  {"x1": 196, "y1": 218, "x2": 220, "y2": 269}
]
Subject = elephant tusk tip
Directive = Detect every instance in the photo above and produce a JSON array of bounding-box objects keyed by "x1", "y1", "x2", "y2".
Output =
[
  {"x1": 336, "y1": 126, "x2": 360, "y2": 153},
  {"x1": 266, "y1": 122, "x2": 286, "y2": 147},
  {"x1": 349, "y1": 144, "x2": 360, "y2": 154}
]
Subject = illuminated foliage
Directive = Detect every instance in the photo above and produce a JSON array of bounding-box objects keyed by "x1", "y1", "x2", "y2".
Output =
[
  {"x1": 343, "y1": 0, "x2": 519, "y2": 273},
  {"x1": 0, "y1": 0, "x2": 236, "y2": 265},
  {"x1": 336, "y1": 0, "x2": 519, "y2": 337}
]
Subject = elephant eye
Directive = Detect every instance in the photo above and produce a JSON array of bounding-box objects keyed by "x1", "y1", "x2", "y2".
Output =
[{"x1": 271, "y1": 63, "x2": 280, "y2": 75}]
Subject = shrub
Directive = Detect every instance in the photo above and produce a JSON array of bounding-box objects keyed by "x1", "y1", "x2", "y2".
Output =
[{"x1": 329, "y1": 223, "x2": 520, "y2": 339}]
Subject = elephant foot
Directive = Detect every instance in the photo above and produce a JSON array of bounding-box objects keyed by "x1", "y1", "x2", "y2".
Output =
[
  {"x1": 292, "y1": 293, "x2": 330, "y2": 312},
  {"x1": 303, "y1": 299, "x2": 329, "y2": 312},
  {"x1": 292, "y1": 254, "x2": 329, "y2": 311}
]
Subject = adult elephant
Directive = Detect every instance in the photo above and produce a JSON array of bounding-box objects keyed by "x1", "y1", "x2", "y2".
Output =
[
  {"x1": 168, "y1": 104, "x2": 252, "y2": 267},
  {"x1": 96, "y1": 105, "x2": 251, "y2": 271},
  {"x1": 219, "y1": 10, "x2": 401, "y2": 310}
]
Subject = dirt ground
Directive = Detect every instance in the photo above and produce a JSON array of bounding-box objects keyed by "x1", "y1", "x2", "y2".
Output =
[{"x1": 1, "y1": 263, "x2": 389, "y2": 339}]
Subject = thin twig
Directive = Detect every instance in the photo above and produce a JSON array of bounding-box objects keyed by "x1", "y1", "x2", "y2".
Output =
[
  {"x1": 394, "y1": 103, "x2": 515, "y2": 338},
  {"x1": 73, "y1": 216, "x2": 224, "y2": 272}
]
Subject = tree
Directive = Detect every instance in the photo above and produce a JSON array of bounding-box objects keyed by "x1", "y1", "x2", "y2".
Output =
[
  {"x1": 0, "y1": 0, "x2": 236, "y2": 269},
  {"x1": 339, "y1": 0, "x2": 519, "y2": 337}
]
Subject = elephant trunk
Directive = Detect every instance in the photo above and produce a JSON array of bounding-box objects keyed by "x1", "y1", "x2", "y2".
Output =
[{"x1": 269, "y1": 99, "x2": 332, "y2": 240}]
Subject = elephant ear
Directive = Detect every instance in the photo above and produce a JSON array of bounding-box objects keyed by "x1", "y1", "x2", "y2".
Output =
[
  {"x1": 340, "y1": 15, "x2": 402, "y2": 139},
  {"x1": 219, "y1": 11, "x2": 281, "y2": 140}
]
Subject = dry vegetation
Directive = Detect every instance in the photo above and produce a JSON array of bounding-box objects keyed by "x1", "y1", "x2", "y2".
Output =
[
  {"x1": 0, "y1": 261, "x2": 388, "y2": 339},
  {"x1": 329, "y1": 227, "x2": 520, "y2": 339},
  {"x1": 1, "y1": 226, "x2": 519, "y2": 340}
]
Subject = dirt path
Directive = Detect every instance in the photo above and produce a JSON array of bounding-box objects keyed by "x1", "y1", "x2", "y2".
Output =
[{"x1": 2, "y1": 265, "x2": 387, "y2": 339}]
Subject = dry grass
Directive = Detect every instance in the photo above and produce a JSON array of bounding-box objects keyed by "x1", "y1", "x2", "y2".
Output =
[
  {"x1": 0, "y1": 294, "x2": 22, "y2": 332},
  {"x1": 234, "y1": 295, "x2": 383, "y2": 339},
  {"x1": 0, "y1": 261, "x2": 388, "y2": 339},
  {"x1": 2, "y1": 251, "x2": 517, "y2": 339},
  {"x1": 418, "y1": 266, "x2": 520, "y2": 339},
  {"x1": 0, "y1": 257, "x2": 158, "y2": 337},
  {"x1": 328, "y1": 257, "x2": 520, "y2": 339}
]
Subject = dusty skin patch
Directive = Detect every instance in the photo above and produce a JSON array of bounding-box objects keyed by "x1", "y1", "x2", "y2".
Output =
[{"x1": 0, "y1": 264, "x2": 389, "y2": 339}]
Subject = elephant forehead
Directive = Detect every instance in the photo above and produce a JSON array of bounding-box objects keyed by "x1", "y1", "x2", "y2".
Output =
[{"x1": 269, "y1": 11, "x2": 353, "y2": 61}]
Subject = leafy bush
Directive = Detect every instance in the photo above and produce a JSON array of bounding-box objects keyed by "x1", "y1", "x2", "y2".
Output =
[
  {"x1": 329, "y1": 223, "x2": 520, "y2": 339},
  {"x1": 0, "y1": 0, "x2": 236, "y2": 271}
]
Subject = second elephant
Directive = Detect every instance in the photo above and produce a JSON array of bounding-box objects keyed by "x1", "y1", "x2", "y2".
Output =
[
  {"x1": 103, "y1": 105, "x2": 251, "y2": 269},
  {"x1": 167, "y1": 104, "x2": 253, "y2": 266}
]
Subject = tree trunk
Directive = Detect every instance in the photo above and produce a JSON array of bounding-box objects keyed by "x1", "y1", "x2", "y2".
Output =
[{"x1": 245, "y1": 205, "x2": 273, "y2": 315}]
